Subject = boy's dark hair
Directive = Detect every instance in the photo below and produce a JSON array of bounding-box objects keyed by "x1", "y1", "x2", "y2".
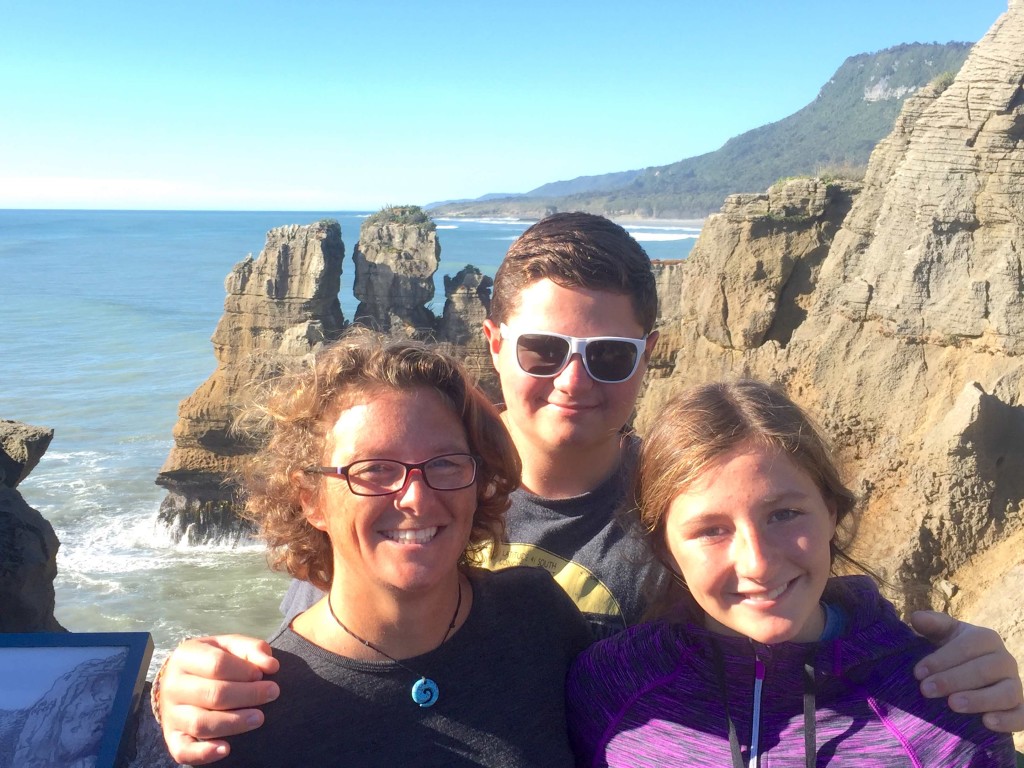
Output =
[{"x1": 489, "y1": 212, "x2": 658, "y2": 333}]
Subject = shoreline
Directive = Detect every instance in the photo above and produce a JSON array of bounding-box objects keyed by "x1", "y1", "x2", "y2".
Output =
[
  {"x1": 431, "y1": 213, "x2": 706, "y2": 229},
  {"x1": 612, "y1": 216, "x2": 706, "y2": 228}
]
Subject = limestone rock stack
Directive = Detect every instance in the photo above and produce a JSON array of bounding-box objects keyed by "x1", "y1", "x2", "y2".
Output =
[
  {"x1": 0, "y1": 420, "x2": 64, "y2": 632},
  {"x1": 352, "y1": 208, "x2": 440, "y2": 337},
  {"x1": 156, "y1": 221, "x2": 345, "y2": 542},
  {"x1": 438, "y1": 265, "x2": 499, "y2": 398},
  {"x1": 638, "y1": 0, "x2": 1024, "y2": 698}
]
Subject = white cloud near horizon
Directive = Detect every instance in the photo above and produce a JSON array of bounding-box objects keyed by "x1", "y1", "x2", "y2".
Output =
[{"x1": 0, "y1": 176, "x2": 371, "y2": 211}]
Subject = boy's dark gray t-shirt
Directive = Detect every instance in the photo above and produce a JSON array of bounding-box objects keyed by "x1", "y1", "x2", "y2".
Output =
[{"x1": 483, "y1": 439, "x2": 663, "y2": 638}]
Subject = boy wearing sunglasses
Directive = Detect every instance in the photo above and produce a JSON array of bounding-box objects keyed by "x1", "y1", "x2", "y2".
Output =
[
  {"x1": 478, "y1": 212, "x2": 661, "y2": 638},
  {"x1": 157, "y1": 213, "x2": 1024, "y2": 765}
]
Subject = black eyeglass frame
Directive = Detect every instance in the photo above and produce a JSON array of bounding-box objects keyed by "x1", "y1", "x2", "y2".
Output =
[
  {"x1": 305, "y1": 452, "x2": 479, "y2": 497},
  {"x1": 499, "y1": 324, "x2": 649, "y2": 384}
]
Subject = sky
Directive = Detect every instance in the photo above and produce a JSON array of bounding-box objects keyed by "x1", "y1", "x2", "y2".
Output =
[{"x1": 0, "y1": 0, "x2": 1011, "y2": 211}]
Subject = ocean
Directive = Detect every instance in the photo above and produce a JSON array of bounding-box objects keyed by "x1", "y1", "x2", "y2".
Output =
[{"x1": 0, "y1": 209, "x2": 698, "y2": 672}]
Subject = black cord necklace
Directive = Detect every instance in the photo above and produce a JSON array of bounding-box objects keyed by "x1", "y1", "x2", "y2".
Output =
[{"x1": 327, "y1": 577, "x2": 463, "y2": 708}]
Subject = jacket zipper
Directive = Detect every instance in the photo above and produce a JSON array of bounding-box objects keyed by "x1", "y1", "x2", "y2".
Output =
[{"x1": 750, "y1": 655, "x2": 766, "y2": 768}]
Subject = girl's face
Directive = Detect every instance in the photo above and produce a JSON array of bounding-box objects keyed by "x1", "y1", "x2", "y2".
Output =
[{"x1": 663, "y1": 445, "x2": 837, "y2": 644}]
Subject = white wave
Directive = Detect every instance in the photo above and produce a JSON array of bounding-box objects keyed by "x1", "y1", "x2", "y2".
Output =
[
  {"x1": 55, "y1": 506, "x2": 258, "y2": 575},
  {"x1": 40, "y1": 450, "x2": 104, "y2": 462},
  {"x1": 435, "y1": 224, "x2": 459, "y2": 230},
  {"x1": 631, "y1": 233, "x2": 701, "y2": 242},
  {"x1": 625, "y1": 223, "x2": 702, "y2": 233},
  {"x1": 433, "y1": 217, "x2": 532, "y2": 226}
]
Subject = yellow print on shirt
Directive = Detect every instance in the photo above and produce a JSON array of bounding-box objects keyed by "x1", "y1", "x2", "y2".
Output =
[{"x1": 481, "y1": 542, "x2": 622, "y2": 618}]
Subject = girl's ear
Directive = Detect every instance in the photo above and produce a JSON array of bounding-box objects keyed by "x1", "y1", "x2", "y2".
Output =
[{"x1": 826, "y1": 497, "x2": 839, "y2": 536}]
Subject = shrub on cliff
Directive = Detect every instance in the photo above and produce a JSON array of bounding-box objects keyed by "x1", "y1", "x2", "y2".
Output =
[{"x1": 364, "y1": 204, "x2": 436, "y2": 231}]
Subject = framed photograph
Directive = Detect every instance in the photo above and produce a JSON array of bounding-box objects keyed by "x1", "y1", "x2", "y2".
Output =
[{"x1": 0, "y1": 632, "x2": 153, "y2": 768}]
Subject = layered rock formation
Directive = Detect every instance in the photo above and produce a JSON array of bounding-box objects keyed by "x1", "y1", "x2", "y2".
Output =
[
  {"x1": 0, "y1": 420, "x2": 63, "y2": 632},
  {"x1": 156, "y1": 220, "x2": 346, "y2": 543},
  {"x1": 638, "y1": 1, "x2": 1024, "y2": 727},
  {"x1": 352, "y1": 208, "x2": 440, "y2": 336},
  {"x1": 157, "y1": 214, "x2": 496, "y2": 540},
  {"x1": 439, "y1": 265, "x2": 498, "y2": 398}
]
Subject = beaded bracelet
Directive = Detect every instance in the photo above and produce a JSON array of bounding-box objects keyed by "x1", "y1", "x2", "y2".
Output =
[{"x1": 150, "y1": 654, "x2": 173, "y2": 726}]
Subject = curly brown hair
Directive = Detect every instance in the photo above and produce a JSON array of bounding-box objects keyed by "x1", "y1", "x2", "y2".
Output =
[
  {"x1": 236, "y1": 329, "x2": 521, "y2": 590},
  {"x1": 635, "y1": 380, "x2": 868, "y2": 620}
]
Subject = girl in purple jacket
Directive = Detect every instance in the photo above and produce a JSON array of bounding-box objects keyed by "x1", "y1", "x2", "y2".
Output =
[{"x1": 566, "y1": 380, "x2": 1015, "y2": 767}]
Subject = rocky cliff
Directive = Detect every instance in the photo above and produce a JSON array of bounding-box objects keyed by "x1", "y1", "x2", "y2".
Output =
[
  {"x1": 156, "y1": 220, "x2": 346, "y2": 543},
  {"x1": 638, "y1": 1, "x2": 1024, "y2": 727},
  {"x1": 352, "y1": 209, "x2": 440, "y2": 336},
  {"x1": 0, "y1": 419, "x2": 63, "y2": 632},
  {"x1": 156, "y1": 213, "x2": 494, "y2": 541}
]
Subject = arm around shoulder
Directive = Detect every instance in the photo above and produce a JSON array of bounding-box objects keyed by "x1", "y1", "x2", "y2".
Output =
[{"x1": 157, "y1": 635, "x2": 281, "y2": 765}]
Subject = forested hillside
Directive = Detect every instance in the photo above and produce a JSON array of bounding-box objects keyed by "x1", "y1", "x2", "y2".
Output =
[{"x1": 430, "y1": 42, "x2": 971, "y2": 219}]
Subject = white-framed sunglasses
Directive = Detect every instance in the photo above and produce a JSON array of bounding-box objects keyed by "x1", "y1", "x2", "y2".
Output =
[{"x1": 499, "y1": 324, "x2": 648, "y2": 384}]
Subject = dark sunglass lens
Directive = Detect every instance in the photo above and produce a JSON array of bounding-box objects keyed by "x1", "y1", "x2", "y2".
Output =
[
  {"x1": 585, "y1": 340, "x2": 638, "y2": 382},
  {"x1": 516, "y1": 334, "x2": 570, "y2": 375}
]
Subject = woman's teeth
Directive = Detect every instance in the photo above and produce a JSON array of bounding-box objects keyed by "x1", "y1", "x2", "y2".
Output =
[{"x1": 383, "y1": 527, "x2": 438, "y2": 544}]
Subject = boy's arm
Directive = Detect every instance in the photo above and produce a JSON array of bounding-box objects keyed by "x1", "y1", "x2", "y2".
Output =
[
  {"x1": 157, "y1": 635, "x2": 281, "y2": 765},
  {"x1": 912, "y1": 611, "x2": 1023, "y2": 732}
]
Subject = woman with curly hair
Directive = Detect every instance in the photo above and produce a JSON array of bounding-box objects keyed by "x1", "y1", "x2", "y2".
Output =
[{"x1": 213, "y1": 330, "x2": 589, "y2": 767}]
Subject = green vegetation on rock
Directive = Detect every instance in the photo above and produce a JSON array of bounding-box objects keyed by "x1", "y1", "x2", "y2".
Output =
[{"x1": 364, "y1": 204, "x2": 436, "y2": 231}]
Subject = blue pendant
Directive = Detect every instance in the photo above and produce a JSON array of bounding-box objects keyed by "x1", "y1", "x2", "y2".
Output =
[{"x1": 411, "y1": 677, "x2": 439, "y2": 707}]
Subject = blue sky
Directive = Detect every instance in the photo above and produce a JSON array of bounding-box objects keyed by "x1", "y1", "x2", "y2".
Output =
[{"x1": 0, "y1": 0, "x2": 1009, "y2": 210}]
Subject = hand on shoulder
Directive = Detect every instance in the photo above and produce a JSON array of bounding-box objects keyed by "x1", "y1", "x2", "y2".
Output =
[{"x1": 157, "y1": 634, "x2": 281, "y2": 765}]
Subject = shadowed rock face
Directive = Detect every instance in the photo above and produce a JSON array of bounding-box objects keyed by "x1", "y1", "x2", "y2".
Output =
[
  {"x1": 639, "y1": 3, "x2": 1024, "y2": 730},
  {"x1": 0, "y1": 420, "x2": 63, "y2": 632},
  {"x1": 439, "y1": 265, "x2": 498, "y2": 399},
  {"x1": 0, "y1": 420, "x2": 53, "y2": 490},
  {"x1": 156, "y1": 220, "x2": 346, "y2": 543}
]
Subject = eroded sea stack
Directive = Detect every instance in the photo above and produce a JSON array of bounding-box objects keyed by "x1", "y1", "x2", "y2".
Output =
[
  {"x1": 156, "y1": 220, "x2": 345, "y2": 542},
  {"x1": 352, "y1": 206, "x2": 440, "y2": 336},
  {"x1": 157, "y1": 213, "x2": 494, "y2": 542},
  {"x1": 639, "y1": 0, "x2": 1024, "y2": 689},
  {"x1": 0, "y1": 419, "x2": 64, "y2": 632}
]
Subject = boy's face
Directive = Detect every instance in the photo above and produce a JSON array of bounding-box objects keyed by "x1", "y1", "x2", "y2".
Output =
[{"x1": 484, "y1": 278, "x2": 657, "y2": 466}]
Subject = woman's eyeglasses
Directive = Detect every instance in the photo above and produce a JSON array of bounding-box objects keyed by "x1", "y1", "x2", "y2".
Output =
[
  {"x1": 500, "y1": 324, "x2": 647, "y2": 384},
  {"x1": 306, "y1": 453, "x2": 478, "y2": 497}
]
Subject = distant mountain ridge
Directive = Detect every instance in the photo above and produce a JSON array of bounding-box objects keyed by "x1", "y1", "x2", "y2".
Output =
[{"x1": 429, "y1": 42, "x2": 972, "y2": 220}]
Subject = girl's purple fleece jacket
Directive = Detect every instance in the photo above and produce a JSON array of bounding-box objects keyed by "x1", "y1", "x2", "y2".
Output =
[{"x1": 567, "y1": 576, "x2": 1014, "y2": 767}]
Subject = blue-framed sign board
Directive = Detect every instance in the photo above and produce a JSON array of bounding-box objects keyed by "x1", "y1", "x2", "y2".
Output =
[{"x1": 0, "y1": 632, "x2": 153, "y2": 768}]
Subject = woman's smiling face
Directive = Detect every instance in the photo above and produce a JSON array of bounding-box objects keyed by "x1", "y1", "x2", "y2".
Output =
[
  {"x1": 302, "y1": 387, "x2": 478, "y2": 597},
  {"x1": 663, "y1": 444, "x2": 837, "y2": 644}
]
